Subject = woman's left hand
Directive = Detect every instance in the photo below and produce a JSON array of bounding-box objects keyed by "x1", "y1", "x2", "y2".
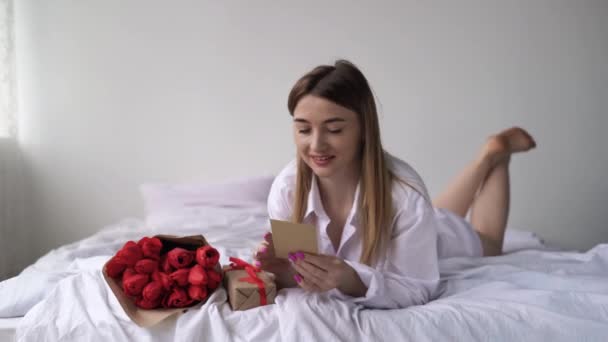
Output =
[{"x1": 289, "y1": 252, "x2": 367, "y2": 297}]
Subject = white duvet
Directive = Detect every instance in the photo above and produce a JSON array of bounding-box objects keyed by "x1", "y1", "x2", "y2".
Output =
[{"x1": 1, "y1": 205, "x2": 607, "y2": 341}]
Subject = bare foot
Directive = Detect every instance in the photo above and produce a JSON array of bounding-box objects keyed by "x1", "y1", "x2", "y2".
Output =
[{"x1": 481, "y1": 127, "x2": 537, "y2": 167}]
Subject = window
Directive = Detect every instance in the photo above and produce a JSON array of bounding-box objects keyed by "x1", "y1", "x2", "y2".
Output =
[{"x1": 0, "y1": 0, "x2": 15, "y2": 138}]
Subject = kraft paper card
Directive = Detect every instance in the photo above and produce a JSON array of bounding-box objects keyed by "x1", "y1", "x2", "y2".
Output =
[{"x1": 270, "y1": 219, "x2": 318, "y2": 259}]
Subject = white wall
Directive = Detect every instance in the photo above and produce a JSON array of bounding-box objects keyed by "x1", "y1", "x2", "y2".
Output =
[{"x1": 13, "y1": 0, "x2": 608, "y2": 265}]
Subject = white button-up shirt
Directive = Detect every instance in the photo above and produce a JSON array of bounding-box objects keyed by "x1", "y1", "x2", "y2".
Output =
[
  {"x1": 268, "y1": 153, "x2": 482, "y2": 309},
  {"x1": 267, "y1": 153, "x2": 481, "y2": 309}
]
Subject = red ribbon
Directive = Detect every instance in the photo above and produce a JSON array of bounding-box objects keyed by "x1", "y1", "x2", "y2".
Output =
[{"x1": 228, "y1": 257, "x2": 267, "y2": 306}]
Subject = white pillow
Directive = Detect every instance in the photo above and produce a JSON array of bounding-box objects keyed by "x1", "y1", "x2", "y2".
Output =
[{"x1": 140, "y1": 175, "x2": 275, "y2": 220}]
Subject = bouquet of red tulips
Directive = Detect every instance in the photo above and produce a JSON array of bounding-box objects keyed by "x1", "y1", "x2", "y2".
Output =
[{"x1": 102, "y1": 235, "x2": 222, "y2": 326}]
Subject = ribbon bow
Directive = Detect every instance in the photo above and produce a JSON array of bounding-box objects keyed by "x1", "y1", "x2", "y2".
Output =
[{"x1": 228, "y1": 257, "x2": 267, "y2": 306}]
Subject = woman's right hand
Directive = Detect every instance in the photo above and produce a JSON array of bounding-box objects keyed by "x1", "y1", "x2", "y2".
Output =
[{"x1": 253, "y1": 232, "x2": 296, "y2": 288}]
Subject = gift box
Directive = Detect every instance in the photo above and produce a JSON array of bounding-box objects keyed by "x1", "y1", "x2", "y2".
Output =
[
  {"x1": 223, "y1": 257, "x2": 277, "y2": 311},
  {"x1": 102, "y1": 234, "x2": 221, "y2": 327}
]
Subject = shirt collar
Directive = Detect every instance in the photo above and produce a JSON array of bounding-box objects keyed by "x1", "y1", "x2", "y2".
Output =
[
  {"x1": 305, "y1": 174, "x2": 325, "y2": 219},
  {"x1": 305, "y1": 174, "x2": 361, "y2": 226}
]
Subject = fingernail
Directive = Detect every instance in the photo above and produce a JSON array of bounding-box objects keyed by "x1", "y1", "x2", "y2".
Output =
[
  {"x1": 254, "y1": 260, "x2": 261, "y2": 268},
  {"x1": 288, "y1": 253, "x2": 297, "y2": 263},
  {"x1": 295, "y1": 251, "x2": 305, "y2": 260},
  {"x1": 261, "y1": 247, "x2": 268, "y2": 253},
  {"x1": 264, "y1": 232, "x2": 271, "y2": 239},
  {"x1": 294, "y1": 274, "x2": 302, "y2": 283}
]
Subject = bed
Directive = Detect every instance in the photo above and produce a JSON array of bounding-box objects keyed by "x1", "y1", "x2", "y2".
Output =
[{"x1": 1, "y1": 177, "x2": 607, "y2": 341}]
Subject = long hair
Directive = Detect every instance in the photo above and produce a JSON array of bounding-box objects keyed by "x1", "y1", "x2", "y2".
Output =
[{"x1": 286, "y1": 59, "x2": 396, "y2": 266}]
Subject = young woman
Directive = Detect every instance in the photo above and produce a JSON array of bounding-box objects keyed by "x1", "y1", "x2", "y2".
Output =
[{"x1": 253, "y1": 60, "x2": 536, "y2": 309}]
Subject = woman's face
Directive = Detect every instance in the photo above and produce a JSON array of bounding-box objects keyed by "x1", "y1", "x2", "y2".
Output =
[{"x1": 292, "y1": 95, "x2": 363, "y2": 179}]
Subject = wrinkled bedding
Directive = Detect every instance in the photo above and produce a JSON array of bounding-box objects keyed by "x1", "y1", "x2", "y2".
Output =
[{"x1": 1, "y1": 205, "x2": 607, "y2": 341}]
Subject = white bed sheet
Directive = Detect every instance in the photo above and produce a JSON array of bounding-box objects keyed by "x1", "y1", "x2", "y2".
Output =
[{"x1": 0, "y1": 205, "x2": 606, "y2": 341}]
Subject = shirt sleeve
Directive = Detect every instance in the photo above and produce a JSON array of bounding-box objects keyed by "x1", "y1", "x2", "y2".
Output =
[{"x1": 332, "y1": 188, "x2": 440, "y2": 309}]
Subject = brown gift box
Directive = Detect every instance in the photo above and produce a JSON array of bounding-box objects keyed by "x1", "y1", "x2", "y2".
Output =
[
  {"x1": 223, "y1": 265, "x2": 277, "y2": 311},
  {"x1": 102, "y1": 234, "x2": 217, "y2": 327}
]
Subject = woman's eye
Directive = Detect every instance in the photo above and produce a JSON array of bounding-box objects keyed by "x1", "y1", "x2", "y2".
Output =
[
  {"x1": 328, "y1": 129, "x2": 343, "y2": 134},
  {"x1": 298, "y1": 128, "x2": 311, "y2": 134}
]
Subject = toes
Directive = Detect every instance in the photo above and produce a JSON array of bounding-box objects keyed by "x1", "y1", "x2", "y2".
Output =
[
  {"x1": 499, "y1": 126, "x2": 537, "y2": 150},
  {"x1": 520, "y1": 130, "x2": 536, "y2": 149},
  {"x1": 524, "y1": 132, "x2": 537, "y2": 147}
]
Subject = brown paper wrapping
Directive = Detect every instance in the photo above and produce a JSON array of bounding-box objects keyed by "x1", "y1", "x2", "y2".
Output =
[
  {"x1": 223, "y1": 266, "x2": 277, "y2": 311},
  {"x1": 102, "y1": 234, "x2": 215, "y2": 327}
]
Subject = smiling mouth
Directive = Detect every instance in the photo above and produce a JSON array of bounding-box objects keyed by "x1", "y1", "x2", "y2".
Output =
[
  {"x1": 310, "y1": 155, "x2": 335, "y2": 161},
  {"x1": 309, "y1": 155, "x2": 335, "y2": 168}
]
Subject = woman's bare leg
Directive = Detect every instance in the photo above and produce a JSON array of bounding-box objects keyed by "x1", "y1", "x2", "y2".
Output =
[
  {"x1": 470, "y1": 157, "x2": 510, "y2": 256},
  {"x1": 432, "y1": 127, "x2": 537, "y2": 256},
  {"x1": 431, "y1": 156, "x2": 492, "y2": 218}
]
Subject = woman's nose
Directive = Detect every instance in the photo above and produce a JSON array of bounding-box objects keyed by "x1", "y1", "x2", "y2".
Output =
[{"x1": 310, "y1": 131, "x2": 328, "y2": 151}]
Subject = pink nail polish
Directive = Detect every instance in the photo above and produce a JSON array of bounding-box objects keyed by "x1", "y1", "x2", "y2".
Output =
[
  {"x1": 295, "y1": 251, "x2": 305, "y2": 260},
  {"x1": 294, "y1": 274, "x2": 302, "y2": 283},
  {"x1": 288, "y1": 253, "x2": 296, "y2": 263},
  {"x1": 254, "y1": 260, "x2": 261, "y2": 268},
  {"x1": 261, "y1": 247, "x2": 268, "y2": 253}
]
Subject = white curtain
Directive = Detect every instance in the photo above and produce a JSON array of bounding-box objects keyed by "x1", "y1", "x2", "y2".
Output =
[
  {"x1": 0, "y1": 0, "x2": 16, "y2": 137},
  {"x1": 0, "y1": 0, "x2": 26, "y2": 281}
]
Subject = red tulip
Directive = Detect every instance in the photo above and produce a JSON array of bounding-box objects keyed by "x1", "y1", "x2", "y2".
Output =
[
  {"x1": 152, "y1": 271, "x2": 174, "y2": 291},
  {"x1": 136, "y1": 297, "x2": 161, "y2": 309},
  {"x1": 188, "y1": 285, "x2": 208, "y2": 301},
  {"x1": 115, "y1": 241, "x2": 143, "y2": 266},
  {"x1": 196, "y1": 246, "x2": 219, "y2": 269},
  {"x1": 135, "y1": 259, "x2": 159, "y2": 274},
  {"x1": 123, "y1": 272, "x2": 150, "y2": 297},
  {"x1": 137, "y1": 237, "x2": 163, "y2": 261},
  {"x1": 167, "y1": 248, "x2": 194, "y2": 269},
  {"x1": 142, "y1": 281, "x2": 164, "y2": 302},
  {"x1": 160, "y1": 254, "x2": 174, "y2": 273},
  {"x1": 169, "y1": 268, "x2": 190, "y2": 287},
  {"x1": 106, "y1": 256, "x2": 127, "y2": 278},
  {"x1": 123, "y1": 267, "x2": 137, "y2": 279},
  {"x1": 188, "y1": 264, "x2": 208, "y2": 286},
  {"x1": 163, "y1": 288, "x2": 193, "y2": 308}
]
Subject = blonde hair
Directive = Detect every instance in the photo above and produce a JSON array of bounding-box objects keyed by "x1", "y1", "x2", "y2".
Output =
[{"x1": 287, "y1": 60, "x2": 401, "y2": 266}]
